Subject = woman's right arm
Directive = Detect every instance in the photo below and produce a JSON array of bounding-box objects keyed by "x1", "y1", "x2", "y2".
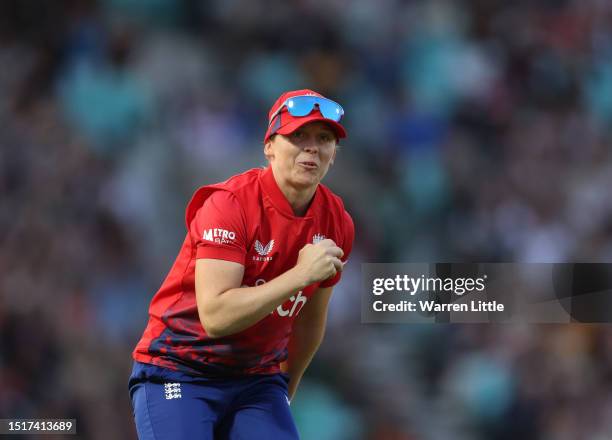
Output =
[{"x1": 195, "y1": 239, "x2": 343, "y2": 338}]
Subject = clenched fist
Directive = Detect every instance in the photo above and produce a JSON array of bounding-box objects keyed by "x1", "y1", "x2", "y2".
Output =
[{"x1": 294, "y1": 239, "x2": 344, "y2": 286}]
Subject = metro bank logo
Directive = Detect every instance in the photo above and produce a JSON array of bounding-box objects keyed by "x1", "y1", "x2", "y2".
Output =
[{"x1": 203, "y1": 228, "x2": 236, "y2": 244}]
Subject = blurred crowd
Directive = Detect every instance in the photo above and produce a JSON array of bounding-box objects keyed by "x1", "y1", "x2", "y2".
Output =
[{"x1": 2, "y1": 0, "x2": 612, "y2": 438}]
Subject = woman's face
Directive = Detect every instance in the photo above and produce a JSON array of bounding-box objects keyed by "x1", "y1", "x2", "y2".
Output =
[{"x1": 264, "y1": 121, "x2": 337, "y2": 191}]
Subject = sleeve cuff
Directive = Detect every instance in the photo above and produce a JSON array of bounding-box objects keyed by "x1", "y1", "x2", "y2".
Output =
[
  {"x1": 196, "y1": 246, "x2": 245, "y2": 265},
  {"x1": 319, "y1": 271, "x2": 341, "y2": 288}
]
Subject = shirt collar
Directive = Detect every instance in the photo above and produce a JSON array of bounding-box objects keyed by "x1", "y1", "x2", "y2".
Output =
[{"x1": 259, "y1": 166, "x2": 319, "y2": 218}]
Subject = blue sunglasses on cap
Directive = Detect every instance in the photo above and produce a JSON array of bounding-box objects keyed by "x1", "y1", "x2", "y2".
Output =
[{"x1": 268, "y1": 95, "x2": 345, "y2": 127}]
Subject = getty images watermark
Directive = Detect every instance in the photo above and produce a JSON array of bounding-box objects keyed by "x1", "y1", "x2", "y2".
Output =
[
  {"x1": 372, "y1": 273, "x2": 502, "y2": 313},
  {"x1": 362, "y1": 263, "x2": 612, "y2": 323}
]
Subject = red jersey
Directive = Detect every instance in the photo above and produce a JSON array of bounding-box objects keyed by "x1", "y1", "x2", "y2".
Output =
[{"x1": 133, "y1": 167, "x2": 354, "y2": 377}]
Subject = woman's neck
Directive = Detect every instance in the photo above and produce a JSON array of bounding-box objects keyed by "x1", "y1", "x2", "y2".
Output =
[
  {"x1": 271, "y1": 168, "x2": 317, "y2": 217},
  {"x1": 281, "y1": 184, "x2": 317, "y2": 217}
]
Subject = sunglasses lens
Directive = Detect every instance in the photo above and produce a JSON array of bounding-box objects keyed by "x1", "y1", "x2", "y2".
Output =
[
  {"x1": 286, "y1": 97, "x2": 316, "y2": 117},
  {"x1": 317, "y1": 100, "x2": 344, "y2": 121},
  {"x1": 285, "y1": 96, "x2": 344, "y2": 121}
]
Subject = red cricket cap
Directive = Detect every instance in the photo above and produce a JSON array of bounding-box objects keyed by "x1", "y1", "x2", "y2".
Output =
[{"x1": 263, "y1": 89, "x2": 347, "y2": 143}]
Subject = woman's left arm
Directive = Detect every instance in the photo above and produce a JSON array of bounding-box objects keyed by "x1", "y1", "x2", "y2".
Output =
[{"x1": 285, "y1": 286, "x2": 334, "y2": 401}]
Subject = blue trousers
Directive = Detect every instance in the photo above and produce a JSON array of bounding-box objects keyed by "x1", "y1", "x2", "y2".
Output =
[{"x1": 129, "y1": 365, "x2": 299, "y2": 440}]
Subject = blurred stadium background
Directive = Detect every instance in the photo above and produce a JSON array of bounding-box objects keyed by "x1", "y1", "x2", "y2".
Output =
[{"x1": 2, "y1": 0, "x2": 612, "y2": 438}]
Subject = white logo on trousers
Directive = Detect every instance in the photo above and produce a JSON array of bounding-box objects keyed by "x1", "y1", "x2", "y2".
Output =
[{"x1": 164, "y1": 383, "x2": 182, "y2": 400}]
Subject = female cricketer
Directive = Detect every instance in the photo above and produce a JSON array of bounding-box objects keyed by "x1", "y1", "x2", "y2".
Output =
[{"x1": 129, "y1": 89, "x2": 354, "y2": 439}]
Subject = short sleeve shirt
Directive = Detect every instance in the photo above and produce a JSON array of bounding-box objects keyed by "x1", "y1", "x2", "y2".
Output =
[{"x1": 133, "y1": 167, "x2": 354, "y2": 377}]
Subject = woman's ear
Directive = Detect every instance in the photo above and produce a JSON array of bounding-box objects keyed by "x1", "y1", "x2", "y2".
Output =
[
  {"x1": 264, "y1": 139, "x2": 273, "y2": 161},
  {"x1": 330, "y1": 145, "x2": 338, "y2": 166}
]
